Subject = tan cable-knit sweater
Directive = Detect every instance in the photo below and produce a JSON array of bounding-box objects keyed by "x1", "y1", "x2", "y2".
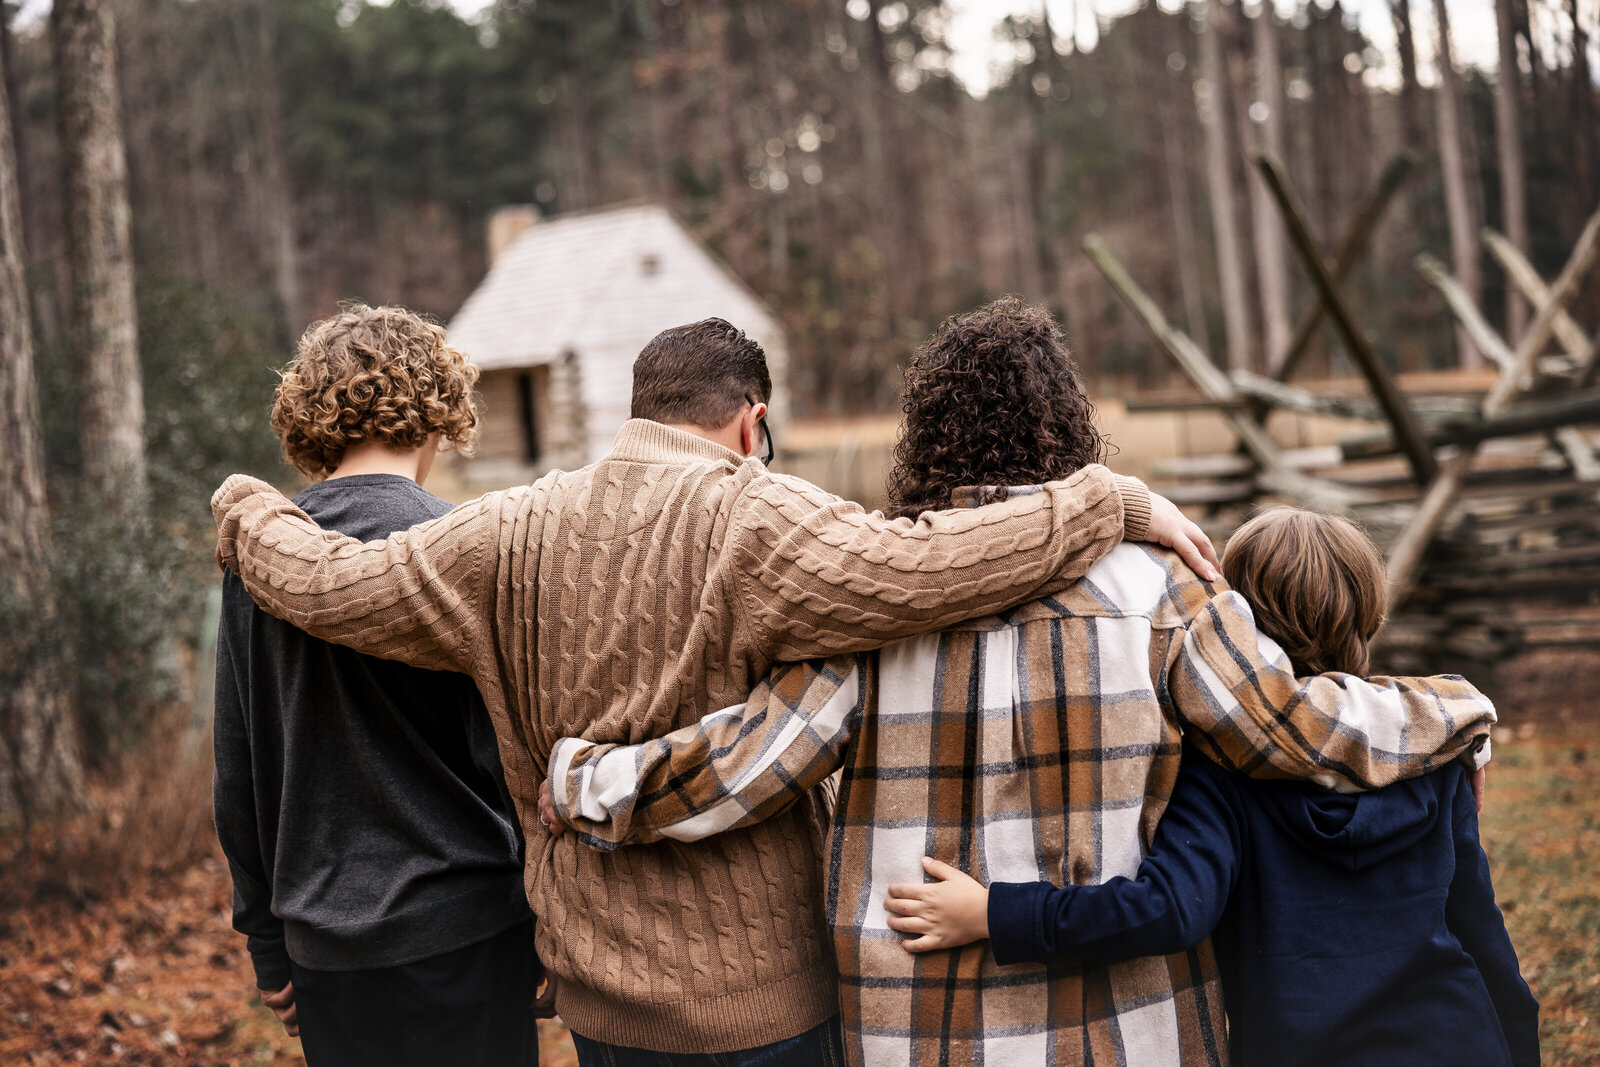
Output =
[{"x1": 211, "y1": 419, "x2": 1148, "y2": 1052}]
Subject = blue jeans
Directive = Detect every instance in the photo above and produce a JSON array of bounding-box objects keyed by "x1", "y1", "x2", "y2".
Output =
[{"x1": 571, "y1": 1015, "x2": 844, "y2": 1067}]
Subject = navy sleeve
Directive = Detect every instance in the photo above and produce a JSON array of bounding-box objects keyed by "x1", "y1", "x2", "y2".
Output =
[
  {"x1": 212, "y1": 576, "x2": 291, "y2": 991},
  {"x1": 1444, "y1": 772, "x2": 1541, "y2": 1067},
  {"x1": 989, "y1": 752, "x2": 1242, "y2": 965}
]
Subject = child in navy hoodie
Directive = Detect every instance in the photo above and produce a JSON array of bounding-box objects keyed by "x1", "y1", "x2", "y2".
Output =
[{"x1": 884, "y1": 507, "x2": 1540, "y2": 1067}]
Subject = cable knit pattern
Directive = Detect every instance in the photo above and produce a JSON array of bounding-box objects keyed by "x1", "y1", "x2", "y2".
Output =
[{"x1": 210, "y1": 419, "x2": 1140, "y2": 1053}]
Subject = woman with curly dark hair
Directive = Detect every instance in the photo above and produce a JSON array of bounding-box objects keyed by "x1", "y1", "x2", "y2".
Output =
[
  {"x1": 541, "y1": 296, "x2": 1495, "y2": 1067},
  {"x1": 886, "y1": 296, "x2": 1106, "y2": 519}
]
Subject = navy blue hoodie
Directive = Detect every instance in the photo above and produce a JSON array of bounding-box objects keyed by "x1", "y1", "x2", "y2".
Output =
[{"x1": 989, "y1": 749, "x2": 1539, "y2": 1066}]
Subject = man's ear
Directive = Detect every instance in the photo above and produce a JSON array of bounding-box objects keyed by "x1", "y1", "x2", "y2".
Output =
[{"x1": 741, "y1": 402, "x2": 766, "y2": 457}]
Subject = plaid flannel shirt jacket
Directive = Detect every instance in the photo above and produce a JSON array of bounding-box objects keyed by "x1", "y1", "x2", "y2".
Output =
[{"x1": 550, "y1": 531, "x2": 1496, "y2": 1067}]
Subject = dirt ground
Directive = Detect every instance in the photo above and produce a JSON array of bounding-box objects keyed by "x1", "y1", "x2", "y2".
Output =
[{"x1": 3, "y1": 718, "x2": 1595, "y2": 1065}]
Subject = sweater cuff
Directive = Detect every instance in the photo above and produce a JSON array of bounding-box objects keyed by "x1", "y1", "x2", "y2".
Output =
[
  {"x1": 250, "y1": 942, "x2": 293, "y2": 992},
  {"x1": 211, "y1": 473, "x2": 277, "y2": 521},
  {"x1": 1112, "y1": 475, "x2": 1152, "y2": 543},
  {"x1": 211, "y1": 475, "x2": 283, "y2": 572},
  {"x1": 988, "y1": 881, "x2": 1057, "y2": 966}
]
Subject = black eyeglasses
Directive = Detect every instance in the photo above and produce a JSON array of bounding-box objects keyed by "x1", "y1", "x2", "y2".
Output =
[{"x1": 747, "y1": 394, "x2": 776, "y2": 465}]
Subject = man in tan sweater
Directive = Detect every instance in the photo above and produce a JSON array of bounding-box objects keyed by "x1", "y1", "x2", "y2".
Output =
[{"x1": 211, "y1": 317, "x2": 1214, "y2": 1063}]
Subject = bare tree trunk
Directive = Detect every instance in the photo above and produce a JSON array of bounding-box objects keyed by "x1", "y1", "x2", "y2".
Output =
[
  {"x1": 1201, "y1": 0, "x2": 1252, "y2": 370},
  {"x1": 635, "y1": 0, "x2": 671, "y2": 202},
  {"x1": 1391, "y1": 0, "x2": 1424, "y2": 148},
  {"x1": 0, "y1": 46, "x2": 84, "y2": 828},
  {"x1": 1493, "y1": 0, "x2": 1530, "y2": 343},
  {"x1": 1247, "y1": 3, "x2": 1291, "y2": 361},
  {"x1": 1025, "y1": 2, "x2": 1064, "y2": 305},
  {"x1": 1, "y1": 10, "x2": 38, "y2": 270},
  {"x1": 557, "y1": 0, "x2": 599, "y2": 210},
  {"x1": 1573, "y1": 0, "x2": 1596, "y2": 208},
  {"x1": 53, "y1": 0, "x2": 147, "y2": 511},
  {"x1": 230, "y1": 0, "x2": 301, "y2": 338},
  {"x1": 1160, "y1": 75, "x2": 1208, "y2": 346},
  {"x1": 1432, "y1": 0, "x2": 1483, "y2": 369},
  {"x1": 711, "y1": 0, "x2": 754, "y2": 275},
  {"x1": 863, "y1": 0, "x2": 915, "y2": 318}
]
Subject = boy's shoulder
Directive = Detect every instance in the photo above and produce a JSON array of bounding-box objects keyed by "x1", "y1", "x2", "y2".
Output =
[
  {"x1": 292, "y1": 475, "x2": 452, "y2": 540},
  {"x1": 1197, "y1": 746, "x2": 1470, "y2": 850}
]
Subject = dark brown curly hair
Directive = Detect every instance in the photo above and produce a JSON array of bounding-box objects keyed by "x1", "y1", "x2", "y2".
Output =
[
  {"x1": 270, "y1": 303, "x2": 480, "y2": 479},
  {"x1": 886, "y1": 297, "x2": 1107, "y2": 519}
]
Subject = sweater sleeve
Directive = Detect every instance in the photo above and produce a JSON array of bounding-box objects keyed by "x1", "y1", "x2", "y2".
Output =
[
  {"x1": 988, "y1": 753, "x2": 1241, "y2": 965},
  {"x1": 1444, "y1": 772, "x2": 1541, "y2": 1067},
  {"x1": 211, "y1": 575, "x2": 290, "y2": 991},
  {"x1": 731, "y1": 466, "x2": 1142, "y2": 660},
  {"x1": 549, "y1": 655, "x2": 864, "y2": 849},
  {"x1": 1168, "y1": 591, "x2": 1496, "y2": 792},
  {"x1": 211, "y1": 475, "x2": 506, "y2": 675}
]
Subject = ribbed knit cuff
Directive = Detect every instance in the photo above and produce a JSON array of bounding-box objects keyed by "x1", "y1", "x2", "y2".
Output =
[
  {"x1": 212, "y1": 474, "x2": 278, "y2": 572},
  {"x1": 988, "y1": 881, "x2": 1056, "y2": 966},
  {"x1": 1112, "y1": 474, "x2": 1153, "y2": 542},
  {"x1": 211, "y1": 473, "x2": 275, "y2": 519},
  {"x1": 250, "y1": 942, "x2": 292, "y2": 993}
]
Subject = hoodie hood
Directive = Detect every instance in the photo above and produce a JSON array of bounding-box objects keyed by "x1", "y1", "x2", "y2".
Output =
[{"x1": 1255, "y1": 762, "x2": 1461, "y2": 872}]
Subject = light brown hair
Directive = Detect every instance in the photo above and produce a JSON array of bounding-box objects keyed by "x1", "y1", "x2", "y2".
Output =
[
  {"x1": 630, "y1": 318, "x2": 771, "y2": 429},
  {"x1": 270, "y1": 303, "x2": 479, "y2": 478},
  {"x1": 1221, "y1": 507, "x2": 1387, "y2": 675}
]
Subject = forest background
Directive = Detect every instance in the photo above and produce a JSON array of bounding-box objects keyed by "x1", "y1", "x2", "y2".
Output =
[
  {"x1": 9, "y1": 0, "x2": 1598, "y2": 798},
  {"x1": 0, "y1": 0, "x2": 1598, "y2": 1061}
]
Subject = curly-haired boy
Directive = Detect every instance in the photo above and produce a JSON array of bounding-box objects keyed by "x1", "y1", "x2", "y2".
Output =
[{"x1": 213, "y1": 304, "x2": 540, "y2": 1065}]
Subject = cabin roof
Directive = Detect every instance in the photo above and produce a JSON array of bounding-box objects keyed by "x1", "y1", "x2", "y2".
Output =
[{"x1": 447, "y1": 201, "x2": 782, "y2": 372}]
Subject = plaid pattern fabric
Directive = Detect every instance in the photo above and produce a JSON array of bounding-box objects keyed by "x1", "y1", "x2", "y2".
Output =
[{"x1": 551, "y1": 541, "x2": 1497, "y2": 1067}]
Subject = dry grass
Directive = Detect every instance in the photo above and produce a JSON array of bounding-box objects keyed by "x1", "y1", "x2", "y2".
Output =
[{"x1": 1479, "y1": 721, "x2": 1600, "y2": 1064}]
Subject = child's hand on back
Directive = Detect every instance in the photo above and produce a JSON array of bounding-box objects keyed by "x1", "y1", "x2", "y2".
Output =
[{"x1": 884, "y1": 857, "x2": 990, "y2": 953}]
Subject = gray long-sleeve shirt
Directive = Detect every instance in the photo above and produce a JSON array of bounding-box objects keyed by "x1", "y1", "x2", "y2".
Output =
[{"x1": 212, "y1": 473, "x2": 528, "y2": 989}]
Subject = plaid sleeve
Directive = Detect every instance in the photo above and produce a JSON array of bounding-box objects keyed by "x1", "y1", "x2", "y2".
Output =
[
  {"x1": 1168, "y1": 591, "x2": 1495, "y2": 792},
  {"x1": 548, "y1": 654, "x2": 866, "y2": 851}
]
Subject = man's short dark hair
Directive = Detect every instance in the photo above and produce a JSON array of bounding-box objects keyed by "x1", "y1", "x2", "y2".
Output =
[{"x1": 631, "y1": 318, "x2": 771, "y2": 428}]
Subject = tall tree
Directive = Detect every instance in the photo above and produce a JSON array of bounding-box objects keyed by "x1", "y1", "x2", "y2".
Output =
[
  {"x1": 1493, "y1": 0, "x2": 1529, "y2": 342},
  {"x1": 1246, "y1": 1, "x2": 1291, "y2": 361},
  {"x1": 53, "y1": 0, "x2": 147, "y2": 510},
  {"x1": 1201, "y1": 0, "x2": 1253, "y2": 370},
  {"x1": 0, "y1": 43, "x2": 83, "y2": 827},
  {"x1": 1155, "y1": 10, "x2": 1208, "y2": 343},
  {"x1": 1432, "y1": 0, "x2": 1483, "y2": 368},
  {"x1": 229, "y1": 0, "x2": 302, "y2": 338},
  {"x1": 1390, "y1": 0, "x2": 1423, "y2": 148},
  {"x1": 1024, "y1": 2, "x2": 1065, "y2": 304},
  {"x1": 1572, "y1": 0, "x2": 1596, "y2": 209}
]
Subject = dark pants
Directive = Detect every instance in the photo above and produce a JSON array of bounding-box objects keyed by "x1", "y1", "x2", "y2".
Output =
[
  {"x1": 290, "y1": 920, "x2": 539, "y2": 1067},
  {"x1": 571, "y1": 1014, "x2": 844, "y2": 1067}
]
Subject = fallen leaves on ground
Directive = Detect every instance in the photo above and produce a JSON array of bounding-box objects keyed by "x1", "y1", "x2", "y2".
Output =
[{"x1": 0, "y1": 848, "x2": 576, "y2": 1066}]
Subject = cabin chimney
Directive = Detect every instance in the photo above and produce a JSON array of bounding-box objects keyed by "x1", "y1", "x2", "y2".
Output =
[{"x1": 487, "y1": 205, "x2": 541, "y2": 265}]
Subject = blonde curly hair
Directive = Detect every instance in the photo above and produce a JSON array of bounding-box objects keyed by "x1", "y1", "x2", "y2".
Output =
[{"x1": 270, "y1": 303, "x2": 480, "y2": 479}]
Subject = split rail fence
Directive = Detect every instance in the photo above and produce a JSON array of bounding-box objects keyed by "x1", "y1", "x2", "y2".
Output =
[{"x1": 1086, "y1": 153, "x2": 1600, "y2": 683}]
